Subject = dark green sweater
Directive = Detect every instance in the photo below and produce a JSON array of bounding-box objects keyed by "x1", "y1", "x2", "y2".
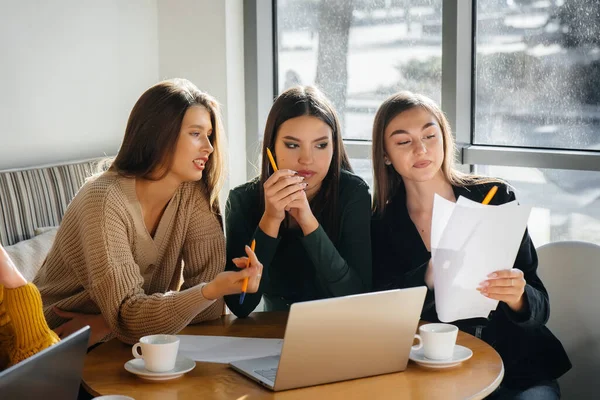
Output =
[{"x1": 224, "y1": 170, "x2": 372, "y2": 317}]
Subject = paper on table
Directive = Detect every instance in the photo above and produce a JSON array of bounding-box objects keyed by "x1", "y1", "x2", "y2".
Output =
[
  {"x1": 431, "y1": 194, "x2": 531, "y2": 322},
  {"x1": 177, "y1": 335, "x2": 284, "y2": 364}
]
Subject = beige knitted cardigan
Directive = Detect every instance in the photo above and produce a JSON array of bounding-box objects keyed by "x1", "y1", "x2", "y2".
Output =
[{"x1": 34, "y1": 171, "x2": 225, "y2": 344}]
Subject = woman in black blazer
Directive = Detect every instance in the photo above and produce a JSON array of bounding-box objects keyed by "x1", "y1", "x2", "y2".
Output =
[{"x1": 370, "y1": 91, "x2": 571, "y2": 399}]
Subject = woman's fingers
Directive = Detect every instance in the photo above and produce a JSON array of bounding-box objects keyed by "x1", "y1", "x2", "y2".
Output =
[
  {"x1": 232, "y1": 247, "x2": 262, "y2": 269},
  {"x1": 486, "y1": 268, "x2": 524, "y2": 280},
  {"x1": 481, "y1": 278, "x2": 525, "y2": 290},
  {"x1": 52, "y1": 306, "x2": 78, "y2": 319},
  {"x1": 484, "y1": 278, "x2": 513, "y2": 287},
  {"x1": 263, "y1": 169, "x2": 298, "y2": 190},
  {"x1": 278, "y1": 187, "x2": 308, "y2": 210},
  {"x1": 239, "y1": 267, "x2": 258, "y2": 279},
  {"x1": 242, "y1": 245, "x2": 262, "y2": 274},
  {"x1": 53, "y1": 320, "x2": 76, "y2": 339},
  {"x1": 245, "y1": 261, "x2": 263, "y2": 292},
  {"x1": 266, "y1": 179, "x2": 306, "y2": 203},
  {"x1": 479, "y1": 269, "x2": 525, "y2": 290},
  {"x1": 244, "y1": 245, "x2": 259, "y2": 265},
  {"x1": 0, "y1": 246, "x2": 27, "y2": 289},
  {"x1": 229, "y1": 244, "x2": 264, "y2": 295},
  {"x1": 480, "y1": 286, "x2": 520, "y2": 295},
  {"x1": 284, "y1": 191, "x2": 309, "y2": 210},
  {"x1": 268, "y1": 174, "x2": 304, "y2": 193},
  {"x1": 232, "y1": 254, "x2": 261, "y2": 277},
  {"x1": 477, "y1": 269, "x2": 526, "y2": 308},
  {"x1": 53, "y1": 326, "x2": 64, "y2": 338},
  {"x1": 232, "y1": 257, "x2": 249, "y2": 268}
]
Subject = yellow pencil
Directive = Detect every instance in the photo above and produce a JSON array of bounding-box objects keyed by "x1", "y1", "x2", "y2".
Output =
[
  {"x1": 482, "y1": 185, "x2": 498, "y2": 205},
  {"x1": 239, "y1": 239, "x2": 256, "y2": 304},
  {"x1": 266, "y1": 148, "x2": 278, "y2": 172}
]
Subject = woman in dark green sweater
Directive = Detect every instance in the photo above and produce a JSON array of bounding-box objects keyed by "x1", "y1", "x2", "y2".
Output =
[{"x1": 224, "y1": 86, "x2": 372, "y2": 317}]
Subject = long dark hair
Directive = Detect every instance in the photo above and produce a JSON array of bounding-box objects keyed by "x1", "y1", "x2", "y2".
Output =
[
  {"x1": 259, "y1": 86, "x2": 352, "y2": 240},
  {"x1": 111, "y1": 78, "x2": 225, "y2": 211},
  {"x1": 371, "y1": 91, "x2": 501, "y2": 216}
]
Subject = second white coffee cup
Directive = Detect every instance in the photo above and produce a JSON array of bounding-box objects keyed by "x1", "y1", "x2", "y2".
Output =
[
  {"x1": 132, "y1": 334, "x2": 180, "y2": 372},
  {"x1": 414, "y1": 323, "x2": 458, "y2": 360}
]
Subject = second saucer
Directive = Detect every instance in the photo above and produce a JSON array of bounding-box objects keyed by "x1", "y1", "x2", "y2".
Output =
[
  {"x1": 409, "y1": 345, "x2": 473, "y2": 369},
  {"x1": 124, "y1": 356, "x2": 196, "y2": 381}
]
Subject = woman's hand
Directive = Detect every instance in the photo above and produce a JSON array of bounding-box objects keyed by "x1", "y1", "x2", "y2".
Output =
[
  {"x1": 259, "y1": 170, "x2": 307, "y2": 237},
  {"x1": 53, "y1": 307, "x2": 112, "y2": 347},
  {"x1": 286, "y1": 189, "x2": 318, "y2": 235},
  {"x1": 478, "y1": 268, "x2": 527, "y2": 312},
  {"x1": 202, "y1": 245, "x2": 263, "y2": 299},
  {"x1": 263, "y1": 169, "x2": 307, "y2": 223},
  {"x1": 0, "y1": 244, "x2": 27, "y2": 289}
]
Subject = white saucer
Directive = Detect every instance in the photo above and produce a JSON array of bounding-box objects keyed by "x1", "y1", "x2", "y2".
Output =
[
  {"x1": 124, "y1": 356, "x2": 196, "y2": 381},
  {"x1": 409, "y1": 345, "x2": 473, "y2": 369}
]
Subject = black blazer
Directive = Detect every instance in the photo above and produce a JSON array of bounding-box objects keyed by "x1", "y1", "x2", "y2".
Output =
[{"x1": 372, "y1": 181, "x2": 571, "y2": 389}]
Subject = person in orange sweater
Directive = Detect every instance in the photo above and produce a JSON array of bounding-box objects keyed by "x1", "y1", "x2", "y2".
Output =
[{"x1": 0, "y1": 243, "x2": 59, "y2": 370}]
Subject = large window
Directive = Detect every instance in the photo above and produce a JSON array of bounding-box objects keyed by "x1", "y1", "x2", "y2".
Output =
[
  {"x1": 276, "y1": 0, "x2": 443, "y2": 141},
  {"x1": 472, "y1": 0, "x2": 600, "y2": 245},
  {"x1": 474, "y1": 0, "x2": 600, "y2": 150},
  {"x1": 249, "y1": 0, "x2": 600, "y2": 245}
]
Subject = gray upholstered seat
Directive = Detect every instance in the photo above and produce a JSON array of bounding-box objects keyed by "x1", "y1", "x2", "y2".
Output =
[
  {"x1": 0, "y1": 158, "x2": 109, "y2": 246},
  {"x1": 537, "y1": 240, "x2": 600, "y2": 399}
]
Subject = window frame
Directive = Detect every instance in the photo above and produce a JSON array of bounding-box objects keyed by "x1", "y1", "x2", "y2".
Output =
[{"x1": 244, "y1": 0, "x2": 600, "y2": 175}]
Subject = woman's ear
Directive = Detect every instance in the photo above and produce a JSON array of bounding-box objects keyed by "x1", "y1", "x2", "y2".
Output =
[{"x1": 384, "y1": 154, "x2": 392, "y2": 165}]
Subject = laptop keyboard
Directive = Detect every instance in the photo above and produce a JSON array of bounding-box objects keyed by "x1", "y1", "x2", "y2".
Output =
[{"x1": 254, "y1": 367, "x2": 278, "y2": 382}]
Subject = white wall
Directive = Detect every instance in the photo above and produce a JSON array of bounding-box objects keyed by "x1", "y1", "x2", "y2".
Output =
[
  {"x1": 0, "y1": 0, "x2": 159, "y2": 169},
  {"x1": 0, "y1": 0, "x2": 247, "y2": 196},
  {"x1": 157, "y1": 0, "x2": 247, "y2": 189},
  {"x1": 224, "y1": 0, "x2": 248, "y2": 188}
]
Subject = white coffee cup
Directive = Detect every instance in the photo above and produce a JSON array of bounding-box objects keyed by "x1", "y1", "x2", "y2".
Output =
[
  {"x1": 132, "y1": 334, "x2": 180, "y2": 372},
  {"x1": 413, "y1": 323, "x2": 458, "y2": 360}
]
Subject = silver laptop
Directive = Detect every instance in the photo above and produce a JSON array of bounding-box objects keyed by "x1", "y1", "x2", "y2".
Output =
[
  {"x1": 230, "y1": 287, "x2": 427, "y2": 391},
  {"x1": 0, "y1": 326, "x2": 90, "y2": 399}
]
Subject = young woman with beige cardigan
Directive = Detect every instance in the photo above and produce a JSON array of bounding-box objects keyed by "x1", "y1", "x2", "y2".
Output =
[{"x1": 33, "y1": 79, "x2": 263, "y2": 346}]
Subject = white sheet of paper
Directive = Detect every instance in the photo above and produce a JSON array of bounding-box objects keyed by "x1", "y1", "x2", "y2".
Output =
[
  {"x1": 430, "y1": 194, "x2": 455, "y2": 261},
  {"x1": 431, "y1": 194, "x2": 531, "y2": 322},
  {"x1": 177, "y1": 335, "x2": 284, "y2": 364}
]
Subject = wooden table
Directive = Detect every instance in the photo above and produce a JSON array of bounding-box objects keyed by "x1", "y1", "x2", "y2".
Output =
[{"x1": 82, "y1": 312, "x2": 504, "y2": 400}]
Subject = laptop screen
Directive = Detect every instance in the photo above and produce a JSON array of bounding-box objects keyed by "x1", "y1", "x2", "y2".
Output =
[{"x1": 0, "y1": 326, "x2": 90, "y2": 399}]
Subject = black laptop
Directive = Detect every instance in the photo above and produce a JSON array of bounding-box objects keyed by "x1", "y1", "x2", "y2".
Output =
[{"x1": 0, "y1": 326, "x2": 90, "y2": 400}]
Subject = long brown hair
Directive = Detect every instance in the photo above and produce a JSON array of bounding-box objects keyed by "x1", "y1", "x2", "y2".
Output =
[
  {"x1": 371, "y1": 91, "x2": 500, "y2": 216},
  {"x1": 111, "y1": 78, "x2": 225, "y2": 211},
  {"x1": 259, "y1": 86, "x2": 352, "y2": 240}
]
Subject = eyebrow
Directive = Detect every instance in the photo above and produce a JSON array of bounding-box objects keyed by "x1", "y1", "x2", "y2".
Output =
[
  {"x1": 389, "y1": 122, "x2": 437, "y2": 137},
  {"x1": 187, "y1": 124, "x2": 211, "y2": 130},
  {"x1": 281, "y1": 135, "x2": 330, "y2": 142}
]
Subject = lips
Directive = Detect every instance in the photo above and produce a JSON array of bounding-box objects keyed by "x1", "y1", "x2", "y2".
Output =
[
  {"x1": 193, "y1": 157, "x2": 208, "y2": 170},
  {"x1": 413, "y1": 160, "x2": 432, "y2": 169},
  {"x1": 296, "y1": 170, "x2": 316, "y2": 179}
]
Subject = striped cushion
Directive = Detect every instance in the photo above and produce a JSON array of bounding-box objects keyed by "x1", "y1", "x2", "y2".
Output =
[{"x1": 0, "y1": 158, "x2": 110, "y2": 246}]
